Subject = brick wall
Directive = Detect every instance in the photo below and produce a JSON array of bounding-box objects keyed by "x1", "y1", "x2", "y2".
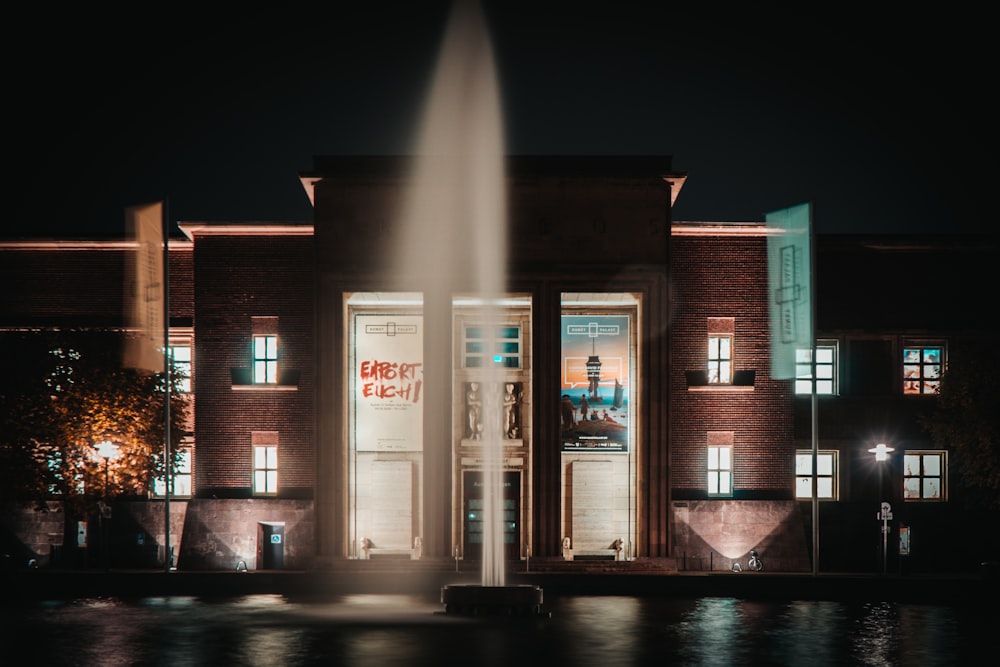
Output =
[
  {"x1": 670, "y1": 231, "x2": 795, "y2": 497},
  {"x1": 0, "y1": 242, "x2": 192, "y2": 327},
  {"x1": 193, "y1": 234, "x2": 315, "y2": 498}
]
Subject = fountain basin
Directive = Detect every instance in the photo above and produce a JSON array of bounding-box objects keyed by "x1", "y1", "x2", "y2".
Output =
[{"x1": 441, "y1": 584, "x2": 545, "y2": 617}]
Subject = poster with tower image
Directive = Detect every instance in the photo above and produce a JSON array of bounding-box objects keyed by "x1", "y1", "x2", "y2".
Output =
[{"x1": 560, "y1": 314, "x2": 630, "y2": 452}]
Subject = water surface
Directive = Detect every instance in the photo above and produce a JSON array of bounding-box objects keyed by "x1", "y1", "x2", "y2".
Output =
[{"x1": 2, "y1": 592, "x2": 991, "y2": 666}]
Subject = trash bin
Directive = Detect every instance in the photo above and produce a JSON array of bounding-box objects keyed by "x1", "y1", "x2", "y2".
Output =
[{"x1": 256, "y1": 522, "x2": 285, "y2": 569}]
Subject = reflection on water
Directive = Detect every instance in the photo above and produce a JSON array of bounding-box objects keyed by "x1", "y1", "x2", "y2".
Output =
[{"x1": 1, "y1": 593, "x2": 992, "y2": 666}]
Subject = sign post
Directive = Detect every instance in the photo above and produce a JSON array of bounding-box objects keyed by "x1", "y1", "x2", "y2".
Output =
[{"x1": 877, "y1": 501, "x2": 893, "y2": 575}]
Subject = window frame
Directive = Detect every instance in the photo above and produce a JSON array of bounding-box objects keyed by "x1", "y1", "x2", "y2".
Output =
[
  {"x1": 253, "y1": 445, "x2": 279, "y2": 495},
  {"x1": 902, "y1": 342, "x2": 945, "y2": 395},
  {"x1": 463, "y1": 323, "x2": 522, "y2": 369},
  {"x1": 152, "y1": 446, "x2": 193, "y2": 498},
  {"x1": 253, "y1": 335, "x2": 278, "y2": 384},
  {"x1": 707, "y1": 335, "x2": 733, "y2": 385},
  {"x1": 169, "y1": 343, "x2": 192, "y2": 393},
  {"x1": 707, "y1": 444, "x2": 733, "y2": 497},
  {"x1": 795, "y1": 340, "x2": 838, "y2": 396},
  {"x1": 795, "y1": 449, "x2": 838, "y2": 500},
  {"x1": 902, "y1": 450, "x2": 947, "y2": 502}
]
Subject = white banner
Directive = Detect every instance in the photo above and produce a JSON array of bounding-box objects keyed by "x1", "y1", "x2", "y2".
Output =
[{"x1": 123, "y1": 202, "x2": 164, "y2": 372}]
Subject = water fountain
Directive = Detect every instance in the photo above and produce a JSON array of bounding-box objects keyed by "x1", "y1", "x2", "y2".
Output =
[{"x1": 392, "y1": 0, "x2": 543, "y2": 616}]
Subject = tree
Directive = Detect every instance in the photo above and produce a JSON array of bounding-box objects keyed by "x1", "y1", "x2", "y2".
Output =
[
  {"x1": 0, "y1": 330, "x2": 189, "y2": 516},
  {"x1": 920, "y1": 341, "x2": 1000, "y2": 510}
]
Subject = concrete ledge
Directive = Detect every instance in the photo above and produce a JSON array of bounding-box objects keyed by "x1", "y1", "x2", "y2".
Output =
[
  {"x1": 573, "y1": 551, "x2": 620, "y2": 561},
  {"x1": 367, "y1": 549, "x2": 415, "y2": 560}
]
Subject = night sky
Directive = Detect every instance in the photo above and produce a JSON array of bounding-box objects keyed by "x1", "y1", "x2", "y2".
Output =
[{"x1": 6, "y1": 2, "x2": 991, "y2": 239}]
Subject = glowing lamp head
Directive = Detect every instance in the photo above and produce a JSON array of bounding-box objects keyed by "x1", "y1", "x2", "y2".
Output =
[
  {"x1": 94, "y1": 440, "x2": 120, "y2": 462},
  {"x1": 868, "y1": 443, "x2": 894, "y2": 462}
]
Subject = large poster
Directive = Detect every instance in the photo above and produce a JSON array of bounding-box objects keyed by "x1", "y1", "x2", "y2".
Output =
[
  {"x1": 354, "y1": 314, "x2": 423, "y2": 452},
  {"x1": 560, "y1": 314, "x2": 630, "y2": 452}
]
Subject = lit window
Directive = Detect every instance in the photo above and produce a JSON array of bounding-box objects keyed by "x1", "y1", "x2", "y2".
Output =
[
  {"x1": 153, "y1": 447, "x2": 192, "y2": 497},
  {"x1": 903, "y1": 345, "x2": 943, "y2": 395},
  {"x1": 169, "y1": 344, "x2": 191, "y2": 392},
  {"x1": 903, "y1": 451, "x2": 946, "y2": 501},
  {"x1": 795, "y1": 341, "x2": 837, "y2": 395},
  {"x1": 464, "y1": 325, "x2": 521, "y2": 369},
  {"x1": 795, "y1": 450, "x2": 838, "y2": 499},
  {"x1": 253, "y1": 335, "x2": 278, "y2": 384},
  {"x1": 254, "y1": 445, "x2": 278, "y2": 495},
  {"x1": 708, "y1": 335, "x2": 732, "y2": 384},
  {"x1": 708, "y1": 445, "x2": 732, "y2": 496}
]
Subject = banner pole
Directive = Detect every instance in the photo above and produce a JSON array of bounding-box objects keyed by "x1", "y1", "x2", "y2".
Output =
[
  {"x1": 809, "y1": 202, "x2": 819, "y2": 576},
  {"x1": 163, "y1": 200, "x2": 172, "y2": 571}
]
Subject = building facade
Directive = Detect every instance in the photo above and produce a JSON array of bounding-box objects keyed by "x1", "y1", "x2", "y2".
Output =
[{"x1": 1, "y1": 156, "x2": 995, "y2": 573}]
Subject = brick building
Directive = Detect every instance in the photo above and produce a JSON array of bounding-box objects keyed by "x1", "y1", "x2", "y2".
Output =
[{"x1": 1, "y1": 156, "x2": 995, "y2": 573}]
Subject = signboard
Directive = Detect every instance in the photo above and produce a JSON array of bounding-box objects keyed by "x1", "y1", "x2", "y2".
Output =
[
  {"x1": 560, "y1": 314, "x2": 630, "y2": 452},
  {"x1": 77, "y1": 521, "x2": 88, "y2": 548},
  {"x1": 354, "y1": 314, "x2": 423, "y2": 452}
]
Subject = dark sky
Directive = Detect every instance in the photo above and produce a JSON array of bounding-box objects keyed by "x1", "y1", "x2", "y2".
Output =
[{"x1": 7, "y1": 2, "x2": 992, "y2": 239}]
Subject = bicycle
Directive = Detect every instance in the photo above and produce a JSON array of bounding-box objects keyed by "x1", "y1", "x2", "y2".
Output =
[{"x1": 732, "y1": 549, "x2": 764, "y2": 572}]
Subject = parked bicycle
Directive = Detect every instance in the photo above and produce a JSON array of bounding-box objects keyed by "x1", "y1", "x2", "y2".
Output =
[{"x1": 732, "y1": 549, "x2": 764, "y2": 572}]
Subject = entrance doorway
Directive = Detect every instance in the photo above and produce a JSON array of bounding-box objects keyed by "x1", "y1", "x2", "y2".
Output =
[{"x1": 463, "y1": 470, "x2": 520, "y2": 561}]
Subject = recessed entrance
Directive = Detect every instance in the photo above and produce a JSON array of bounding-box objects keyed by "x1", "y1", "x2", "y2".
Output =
[{"x1": 463, "y1": 470, "x2": 520, "y2": 561}]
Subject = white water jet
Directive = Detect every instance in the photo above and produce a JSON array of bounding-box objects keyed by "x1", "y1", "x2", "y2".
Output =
[{"x1": 394, "y1": 0, "x2": 507, "y2": 587}]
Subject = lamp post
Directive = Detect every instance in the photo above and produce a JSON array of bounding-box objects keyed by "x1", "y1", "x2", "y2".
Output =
[
  {"x1": 868, "y1": 443, "x2": 894, "y2": 575},
  {"x1": 93, "y1": 440, "x2": 120, "y2": 569},
  {"x1": 94, "y1": 440, "x2": 120, "y2": 496}
]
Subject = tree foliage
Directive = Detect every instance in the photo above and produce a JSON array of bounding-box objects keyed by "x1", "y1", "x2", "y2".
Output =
[
  {"x1": 0, "y1": 330, "x2": 188, "y2": 513},
  {"x1": 920, "y1": 341, "x2": 1000, "y2": 510}
]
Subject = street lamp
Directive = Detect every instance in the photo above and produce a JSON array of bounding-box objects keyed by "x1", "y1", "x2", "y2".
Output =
[
  {"x1": 93, "y1": 440, "x2": 120, "y2": 570},
  {"x1": 868, "y1": 443, "x2": 894, "y2": 575},
  {"x1": 94, "y1": 440, "x2": 121, "y2": 497}
]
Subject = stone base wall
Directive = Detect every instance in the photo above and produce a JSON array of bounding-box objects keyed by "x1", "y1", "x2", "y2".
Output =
[
  {"x1": 671, "y1": 500, "x2": 811, "y2": 572},
  {"x1": 176, "y1": 499, "x2": 315, "y2": 570},
  {"x1": 1, "y1": 499, "x2": 316, "y2": 571},
  {"x1": 0, "y1": 501, "x2": 65, "y2": 567}
]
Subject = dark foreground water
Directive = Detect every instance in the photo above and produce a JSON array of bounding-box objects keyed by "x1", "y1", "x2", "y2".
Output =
[{"x1": 1, "y1": 592, "x2": 992, "y2": 666}]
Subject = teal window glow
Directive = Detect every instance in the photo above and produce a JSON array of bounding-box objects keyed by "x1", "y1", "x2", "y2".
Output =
[
  {"x1": 464, "y1": 325, "x2": 521, "y2": 369},
  {"x1": 253, "y1": 335, "x2": 278, "y2": 384}
]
